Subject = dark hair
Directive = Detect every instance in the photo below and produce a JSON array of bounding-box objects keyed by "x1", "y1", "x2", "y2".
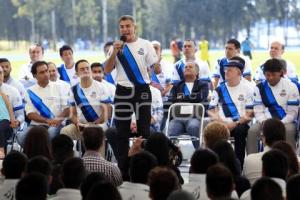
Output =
[
  {"x1": 184, "y1": 39, "x2": 197, "y2": 47},
  {"x1": 31, "y1": 61, "x2": 48, "y2": 75},
  {"x1": 148, "y1": 166, "x2": 180, "y2": 200},
  {"x1": 86, "y1": 181, "x2": 122, "y2": 200},
  {"x1": 263, "y1": 118, "x2": 286, "y2": 146},
  {"x1": 59, "y1": 45, "x2": 73, "y2": 57},
  {"x1": 83, "y1": 127, "x2": 104, "y2": 151},
  {"x1": 190, "y1": 148, "x2": 219, "y2": 174},
  {"x1": 211, "y1": 140, "x2": 241, "y2": 176},
  {"x1": 272, "y1": 141, "x2": 299, "y2": 177},
  {"x1": 119, "y1": 15, "x2": 136, "y2": 24},
  {"x1": 91, "y1": 62, "x2": 103, "y2": 70},
  {"x1": 144, "y1": 133, "x2": 170, "y2": 166},
  {"x1": 262, "y1": 149, "x2": 288, "y2": 180},
  {"x1": 26, "y1": 156, "x2": 52, "y2": 176},
  {"x1": 227, "y1": 39, "x2": 241, "y2": 49},
  {"x1": 62, "y1": 157, "x2": 86, "y2": 189},
  {"x1": 2, "y1": 151, "x2": 28, "y2": 179},
  {"x1": 51, "y1": 134, "x2": 74, "y2": 164},
  {"x1": 129, "y1": 151, "x2": 158, "y2": 184},
  {"x1": 23, "y1": 126, "x2": 52, "y2": 160},
  {"x1": 0, "y1": 58, "x2": 10, "y2": 64},
  {"x1": 206, "y1": 164, "x2": 234, "y2": 199},
  {"x1": 287, "y1": 174, "x2": 300, "y2": 200},
  {"x1": 75, "y1": 59, "x2": 89, "y2": 72},
  {"x1": 263, "y1": 58, "x2": 284, "y2": 73},
  {"x1": 251, "y1": 177, "x2": 283, "y2": 200},
  {"x1": 16, "y1": 172, "x2": 48, "y2": 200},
  {"x1": 104, "y1": 41, "x2": 114, "y2": 52},
  {"x1": 80, "y1": 172, "x2": 107, "y2": 200}
]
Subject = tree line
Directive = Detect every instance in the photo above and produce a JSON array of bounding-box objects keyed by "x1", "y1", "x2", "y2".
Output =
[{"x1": 0, "y1": 0, "x2": 299, "y2": 49}]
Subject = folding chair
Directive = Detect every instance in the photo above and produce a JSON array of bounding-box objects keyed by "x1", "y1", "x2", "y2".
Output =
[{"x1": 165, "y1": 103, "x2": 205, "y2": 160}]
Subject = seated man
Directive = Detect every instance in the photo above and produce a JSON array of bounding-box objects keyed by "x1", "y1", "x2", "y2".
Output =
[
  {"x1": 208, "y1": 56, "x2": 254, "y2": 166},
  {"x1": 167, "y1": 61, "x2": 209, "y2": 149},
  {"x1": 60, "y1": 60, "x2": 112, "y2": 139},
  {"x1": 247, "y1": 58, "x2": 299, "y2": 154},
  {"x1": 18, "y1": 61, "x2": 69, "y2": 146}
]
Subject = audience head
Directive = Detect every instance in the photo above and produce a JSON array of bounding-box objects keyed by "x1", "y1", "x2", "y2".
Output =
[
  {"x1": 272, "y1": 141, "x2": 299, "y2": 177},
  {"x1": 59, "y1": 45, "x2": 74, "y2": 65},
  {"x1": 83, "y1": 126, "x2": 104, "y2": 151},
  {"x1": 29, "y1": 43, "x2": 44, "y2": 63},
  {"x1": 269, "y1": 41, "x2": 284, "y2": 59},
  {"x1": 26, "y1": 156, "x2": 52, "y2": 178},
  {"x1": 86, "y1": 181, "x2": 122, "y2": 200},
  {"x1": 144, "y1": 133, "x2": 170, "y2": 166},
  {"x1": 61, "y1": 157, "x2": 86, "y2": 189},
  {"x1": 287, "y1": 174, "x2": 300, "y2": 200},
  {"x1": 167, "y1": 190, "x2": 196, "y2": 200},
  {"x1": 16, "y1": 172, "x2": 48, "y2": 200},
  {"x1": 262, "y1": 118, "x2": 286, "y2": 147},
  {"x1": 51, "y1": 134, "x2": 74, "y2": 164},
  {"x1": 90, "y1": 62, "x2": 104, "y2": 82},
  {"x1": 81, "y1": 172, "x2": 107, "y2": 200},
  {"x1": 225, "y1": 39, "x2": 240, "y2": 59},
  {"x1": 211, "y1": 140, "x2": 240, "y2": 176},
  {"x1": 129, "y1": 150, "x2": 158, "y2": 184},
  {"x1": 23, "y1": 125, "x2": 52, "y2": 160},
  {"x1": 251, "y1": 177, "x2": 283, "y2": 200},
  {"x1": 190, "y1": 148, "x2": 219, "y2": 174},
  {"x1": 47, "y1": 62, "x2": 58, "y2": 81},
  {"x1": 148, "y1": 166, "x2": 180, "y2": 200},
  {"x1": 262, "y1": 149, "x2": 288, "y2": 180},
  {"x1": 1, "y1": 151, "x2": 28, "y2": 179},
  {"x1": 206, "y1": 164, "x2": 234, "y2": 199},
  {"x1": 204, "y1": 121, "x2": 230, "y2": 149},
  {"x1": 263, "y1": 58, "x2": 284, "y2": 86}
]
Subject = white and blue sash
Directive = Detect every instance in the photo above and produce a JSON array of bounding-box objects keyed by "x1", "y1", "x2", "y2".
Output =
[{"x1": 27, "y1": 89, "x2": 55, "y2": 119}]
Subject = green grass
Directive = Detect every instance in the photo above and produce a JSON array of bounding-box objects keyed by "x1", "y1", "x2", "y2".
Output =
[{"x1": 2, "y1": 49, "x2": 300, "y2": 79}]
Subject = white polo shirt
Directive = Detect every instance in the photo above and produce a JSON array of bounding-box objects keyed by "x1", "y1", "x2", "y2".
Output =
[
  {"x1": 209, "y1": 80, "x2": 254, "y2": 123},
  {"x1": 112, "y1": 38, "x2": 158, "y2": 87},
  {"x1": 69, "y1": 80, "x2": 111, "y2": 124},
  {"x1": 25, "y1": 81, "x2": 69, "y2": 125},
  {"x1": 253, "y1": 78, "x2": 299, "y2": 123}
]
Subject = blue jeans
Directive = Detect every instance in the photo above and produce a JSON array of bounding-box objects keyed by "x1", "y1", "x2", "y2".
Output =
[
  {"x1": 168, "y1": 118, "x2": 201, "y2": 149},
  {"x1": 17, "y1": 124, "x2": 62, "y2": 147}
]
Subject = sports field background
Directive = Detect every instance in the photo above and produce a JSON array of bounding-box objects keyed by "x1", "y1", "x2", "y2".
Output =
[{"x1": 1, "y1": 49, "x2": 299, "y2": 79}]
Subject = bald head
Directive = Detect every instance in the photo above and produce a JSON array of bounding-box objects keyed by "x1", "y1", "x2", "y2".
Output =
[{"x1": 269, "y1": 41, "x2": 284, "y2": 59}]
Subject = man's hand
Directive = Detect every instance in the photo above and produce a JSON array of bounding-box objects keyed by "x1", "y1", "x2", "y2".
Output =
[
  {"x1": 113, "y1": 40, "x2": 124, "y2": 55},
  {"x1": 130, "y1": 122, "x2": 137, "y2": 133},
  {"x1": 46, "y1": 118, "x2": 62, "y2": 127},
  {"x1": 128, "y1": 136, "x2": 143, "y2": 157},
  {"x1": 226, "y1": 121, "x2": 238, "y2": 131},
  {"x1": 239, "y1": 116, "x2": 251, "y2": 124},
  {"x1": 10, "y1": 119, "x2": 20, "y2": 128}
]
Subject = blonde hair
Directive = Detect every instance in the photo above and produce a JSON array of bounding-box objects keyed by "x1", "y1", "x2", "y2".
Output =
[
  {"x1": 119, "y1": 15, "x2": 136, "y2": 24},
  {"x1": 204, "y1": 121, "x2": 230, "y2": 149}
]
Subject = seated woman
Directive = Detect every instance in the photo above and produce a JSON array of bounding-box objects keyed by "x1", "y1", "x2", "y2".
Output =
[{"x1": 0, "y1": 91, "x2": 15, "y2": 158}]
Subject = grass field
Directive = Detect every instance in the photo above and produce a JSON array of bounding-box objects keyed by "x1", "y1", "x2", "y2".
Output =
[{"x1": 1, "y1": 49, "x2": 299, "y2": 79}]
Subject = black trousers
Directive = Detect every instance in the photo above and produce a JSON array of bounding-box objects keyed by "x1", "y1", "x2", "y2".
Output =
[
  {"x1": 114, "y1": 84, "x2": 151, "y2": 178},
  {"x1": 231, "y1": 123, "x2": 249, "y2": 168},
  {"x1": 0, "y1": 119, "x2": 13, "y2": 149}
]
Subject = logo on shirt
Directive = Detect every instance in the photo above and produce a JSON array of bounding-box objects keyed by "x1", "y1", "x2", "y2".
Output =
[
  {"x1": 90, "y1": 91, "x2": 97, "y2": 98},
  {"x1": 138, "y1": 48, "x2": 144, "y2": 55},
  {"x1": 238, "y1": 94, "x2": 244, "y2": 101},
  {"x1": 280, "y1": 90, "x2": 286, "y2": 97}
]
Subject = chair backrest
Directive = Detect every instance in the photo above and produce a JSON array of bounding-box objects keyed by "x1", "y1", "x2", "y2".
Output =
[{"x1": 165, "y1": 103, "x2": 205, "y2": 141}]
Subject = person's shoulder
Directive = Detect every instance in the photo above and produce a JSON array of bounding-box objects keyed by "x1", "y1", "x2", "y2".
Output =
[{"x1": 2, "y1": 82, "x2": 20, "y2": 94}]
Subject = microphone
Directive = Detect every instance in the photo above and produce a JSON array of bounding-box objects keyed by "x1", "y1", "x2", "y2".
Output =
[
  {"x1": 120, "y1": 35, "x2": 127, "y2": 43},
  {"x1": 118, "y1": 35, "x2": 127, "y2": 55}
]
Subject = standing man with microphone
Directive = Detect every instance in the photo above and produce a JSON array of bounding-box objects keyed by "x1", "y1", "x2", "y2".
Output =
[{"x1": 104, "y1": 15, "x2": 158, "y2": 179}]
